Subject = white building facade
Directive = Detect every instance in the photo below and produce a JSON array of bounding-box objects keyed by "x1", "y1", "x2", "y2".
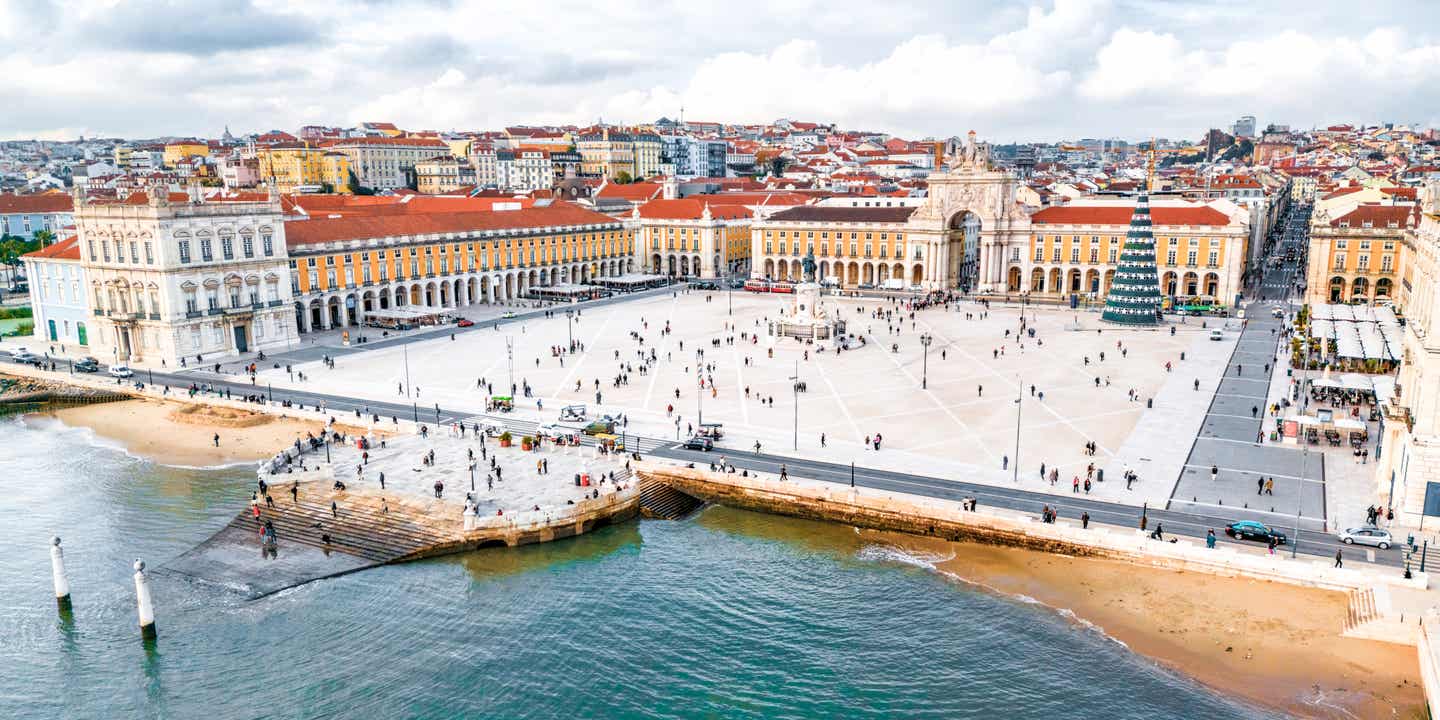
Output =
[{"x1": 74, "y1": 188, "x2": 297, "y2": 367}]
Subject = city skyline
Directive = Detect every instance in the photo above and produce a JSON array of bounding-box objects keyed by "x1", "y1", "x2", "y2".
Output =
[{"x1": 3, "y1": 0, "x2": 1440, "y2": 142}]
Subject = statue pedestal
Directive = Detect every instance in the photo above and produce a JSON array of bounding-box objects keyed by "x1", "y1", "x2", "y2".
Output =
[{"x1": 774, "y1": 282, "x2": 835, "y2": 341}]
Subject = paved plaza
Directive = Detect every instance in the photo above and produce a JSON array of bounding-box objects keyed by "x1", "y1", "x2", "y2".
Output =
[{"x1": 231, "y1": 290, "x2": 1240, "y2": 510}]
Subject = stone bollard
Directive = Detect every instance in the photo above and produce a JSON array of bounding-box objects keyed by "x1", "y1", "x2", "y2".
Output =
[
  {"x1": 133, "y1": 560, "x2": 157, "y2": 641},
  {"x1": 50, "y1": 537, "x2": 72, "y2": 614}
]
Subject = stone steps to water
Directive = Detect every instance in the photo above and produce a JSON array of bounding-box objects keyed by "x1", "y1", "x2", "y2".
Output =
[
  {"x1": 1345, "y1": 587, "x2": 1379, "y2": 631},
  {"x1": 638, "y1": 478, "x2": 703, "y2": 520},
  {"x1": 232, "y1": 496, "x2": 457, "y2": 562}
]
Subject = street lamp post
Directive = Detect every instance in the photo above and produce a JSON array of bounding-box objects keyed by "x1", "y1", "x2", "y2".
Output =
[
  {"x1": 1013, "y1": 374, "x2": 1023, "y2": 483},
  {"x1": 1293, "y1": 443, "x2": 1306, "y2": 558},
  {"x1": 696, "y1": 349, "x2": 704, "y2": 427},
  {"x1": 403, "y1": 341, "x2": 412, "y2": 399},
  {"x1": 919, "y1": 333, "x2": 932, "y2": 389},
  {"x1": 324, "y1": 435, "x2": 331, "y2": 464},
  {"x1": 788, "y1": 360, "x2": 799, "y2": 451},
  {"x1": 565, "y1": 309, "x2": 574, "y2": 349}
]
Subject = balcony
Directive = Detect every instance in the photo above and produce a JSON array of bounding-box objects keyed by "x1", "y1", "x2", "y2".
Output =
[
  {"x1": 92, "y1": 308, "x2": 104, "y2": 316},
  {"x1": 268, "y1": 300, "x2": 284, "y2": 307},
  {"x1": 185, "y1": 310, "x2": 202, "y2": 319},
  {"x1": 207, "y1": 308, "x2": 223, "y2": 316},
  {"x1": 148, "y1": 313, "x2": 161, "y2": 321}
]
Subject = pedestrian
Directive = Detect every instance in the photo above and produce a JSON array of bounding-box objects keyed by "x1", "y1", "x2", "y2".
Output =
[
  {"x1": 1210, "y1": 464, "x2": 1218, "y2": 482},
  {"x1": 379, "y1": 472, "x2": 386, "y2": 489},
  {"x1": 820, "y1": 433, "x2": 827, "y2": 447},
  {"x1": 1002, "y1": 455, "x2": 1009, "y2": 470},
  {"x1": 1257, "y1": 477, "x2": 1264, "y2": 495},
  {"x1": 779, "y1": 464, "x2": 788, "y2": 481},
  {"x1": 1267, "y1": 536, "x2": 1276, "y2": 555},
  {"x1": 1264, "y1": 478, "x2": 1274, "y2": 495},
  {"x1": 290, "y1": 482, "x2": 298, "y2": 502},
  {"x1": 331, "y1": 500, "x2": 338, "y2": 518},
  {"x1": 1072, "y1": 476, "x2": 1080, "y2": 493},
  {"x1": 1081, "y1": 512, "x2": 1090, "y2": 529},
  {"x1": 213, "y1": 433, "x2": 220, "y2": 447},
  {"x1": 1334, "y1": 548, "x2": 1343, "y2": 568},
  {"x1": 1206, "y1": 529, "x2": 1216, "y2": 548}
]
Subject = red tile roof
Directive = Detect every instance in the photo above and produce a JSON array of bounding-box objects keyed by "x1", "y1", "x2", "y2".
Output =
[
  {"x1": 285, "y1": 204, "x2": 621, "y2": 247},
  {"x1": 635, "y1": 199, "x2": 754, "y2": 220},
  {"x1": 1331, "y1": 204, "x2": 1418, "y2": 228},
  {"x1": 1031, "y1": 204, "x2": 1232, "y2": 226},
  {"x1": 0, "y1": 192, "x2": 74, "y2": 214},
  {"x1": 766, "y1": 206, "x2": 916, "y2": 223},
  {"x1": 595, "y1": 182, "x2": 662, "y2": 201},
  {"x1": 22, "y1": 235, "x2": 80, "y2": 260}
]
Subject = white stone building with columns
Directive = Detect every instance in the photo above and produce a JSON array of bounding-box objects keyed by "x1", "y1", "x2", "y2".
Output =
[{"x1": 73, "y1": 187, "x2": 297, "y2": 367}]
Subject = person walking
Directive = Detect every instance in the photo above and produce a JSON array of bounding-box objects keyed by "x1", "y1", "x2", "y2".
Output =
[
  {"x1": 1206, "y1": 529, "x2": 1216, "y2": 549},
  {"x1": 1257, "y1": 477, "x2": 1264, "y2": 495},
  {"x1": 331, "y1": 500, "x2": 338, "y2": 518},
  {"x1": 213, "y1": 433, "x2": 220, "y2": 447},
  {"x1": 1081, "y1": 512, "x2": 1090, "y2": 529},
  {"x1": 779, "y1": 464, "x2": 788, "y2": 481},
  {"x1": 1334, "y1": 548, "x2": 1343, "y2": 568},
  {"x1": 1072, "y1": 476, "x2": 1080, "y2": 493},
  {"x1": 290, "y1": 482, "x2": 298, "y2": 503},
  {"x1": 1264, "y1": 478, "x2": 1274, "y2": 496},
  {"x1": 1210, "y1": 464, "x2": 1218, "y2": 482},
  {"x1": 1267, "y1": 536, "x2": 1276, "y2": 555}
]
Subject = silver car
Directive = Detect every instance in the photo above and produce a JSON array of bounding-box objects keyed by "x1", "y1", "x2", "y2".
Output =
[{"x1": 1338, "y1": 526, "x2": 1392, "y2": 549}]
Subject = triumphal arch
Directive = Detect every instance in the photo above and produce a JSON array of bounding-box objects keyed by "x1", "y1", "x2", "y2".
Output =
[{"x1": 905, "y1": 132, "x2": 1032, "y2": 292}]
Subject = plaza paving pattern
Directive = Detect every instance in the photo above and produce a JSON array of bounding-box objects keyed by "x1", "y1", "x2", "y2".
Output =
[{"x1": 196, "y1": 290, "x2": 1237, "y2": 510}]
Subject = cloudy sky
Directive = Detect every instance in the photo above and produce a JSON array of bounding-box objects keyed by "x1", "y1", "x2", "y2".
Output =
[{"x1": 3, "y1": 0, "x2": 1439, "y2": 143}]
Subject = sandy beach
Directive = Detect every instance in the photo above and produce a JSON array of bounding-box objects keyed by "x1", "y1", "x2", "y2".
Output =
[
  {"x1": 49, "y1": 398, "x2": 342, "y2": 467},
  {"x1": 874, "y1": 532, "x2": 1425, "y2": 719}
]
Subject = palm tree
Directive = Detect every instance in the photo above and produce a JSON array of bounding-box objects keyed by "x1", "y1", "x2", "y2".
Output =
[{"x1": 32, "y1": 229, "x2": 55, "y2": 248}]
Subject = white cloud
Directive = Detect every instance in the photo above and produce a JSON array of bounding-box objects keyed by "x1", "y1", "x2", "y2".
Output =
[{"x1": 2, "y1": 0, "x2": 1439, "y2": 141}]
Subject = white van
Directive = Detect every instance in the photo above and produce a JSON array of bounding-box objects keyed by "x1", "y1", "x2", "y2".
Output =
[
  {"x1": 1209, "y1": 329, "x2": 1224, "y2": 341},
  {"x1": 880, "y1": 278, "x2": 906, "y2": 291},
  {"x1": 820, "y1": 276, "x2": 840, "y2": 288}
]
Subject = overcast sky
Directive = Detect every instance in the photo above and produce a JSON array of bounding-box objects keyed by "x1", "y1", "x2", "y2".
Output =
[{"x1": 3, "y1": 0, "x2": 1438, "y2": 143}]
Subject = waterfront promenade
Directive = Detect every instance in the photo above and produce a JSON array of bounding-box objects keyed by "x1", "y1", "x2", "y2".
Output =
[{"x1": 163, "y1": 420, "x2": 633, "y2": 598}]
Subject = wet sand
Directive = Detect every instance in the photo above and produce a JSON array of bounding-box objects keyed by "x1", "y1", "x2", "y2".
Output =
[
  {"x1": 879, "y1": 532, "x2": 1424, "y2": 719},
  {"x1": 50, "y1": 398, "x2": 337, "y2": 467}
]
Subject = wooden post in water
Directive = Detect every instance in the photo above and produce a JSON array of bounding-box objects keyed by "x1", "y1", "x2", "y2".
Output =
[
  {"x1": 133, "y1": 560, "x2": 157, "y2": 641},
  {"x1": 50, "y1": 537, "x2": 72, "y2": 614}
]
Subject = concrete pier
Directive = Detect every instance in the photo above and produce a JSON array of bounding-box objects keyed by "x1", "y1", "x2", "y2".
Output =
[{"x1": 163, "y1": 427, "x2": 635, "y2": 599}]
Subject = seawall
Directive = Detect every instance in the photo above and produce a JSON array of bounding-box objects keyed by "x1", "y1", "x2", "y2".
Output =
[{"x1": 637, "y1": 462, "x2": 1428, "y2": 597}]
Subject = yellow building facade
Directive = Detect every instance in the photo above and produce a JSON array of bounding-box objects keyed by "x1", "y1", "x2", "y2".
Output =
[
  {"x1": 256, "y1": 146, "x2": 352, "y2": 194},
  {"x1": 285, "y1": 205, "x2": 636, "y2": 332}
]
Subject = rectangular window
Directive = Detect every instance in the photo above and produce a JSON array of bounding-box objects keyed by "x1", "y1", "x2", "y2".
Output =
[
  {"x1": 129, "y1": 242, "x2": 138, "y2": 263},
  {"x1": 1034, "y1": 247, "x2": 1044, "y2": 262},
  {"x1": 222, "y1": 238, "x2": 234, "y2": 260},
  {"x1": 1334, "y1": 254, "x2": 1346, "y2": 270},
  {"x1": 144, "y1": 242, "x2": 154, "y2": 264},
  {"x1": 201, "y1": 238, "x2": 213, "y2": 261},
  {"x1": 1089, "y1": 248, "x2": 1098, "y2": 264},
  {"x1": 242, "y1": 235, "x2": 254, "y2": 258},
  {"x1": 1051, "y1": 247, "x2": 1061, "y2": 262},
  {"x1": 1108, "y1": 248, "x2": 1117, "y2": 263},
  {"x1": 178, "y1": 241, "x2": 191, "y2": 264},
  {"x1": 1382, "y1": 255, "x2": 1393, "y2": 271},
  {"x1": 262, "y1": 235, "x2": 274, "y2": 256},
  {"x1": 1357, "y1": 254, "x2": 1369, "y2": 270},
  {"x1": 1186, "y1": 250, "x2": 1197, "y2": 266},
  {"x1": 1070, "y1": 247, "x2": 1080, "y2": 263},
  {"x1": 1207, "y1": 251, "x2": 1218, "y2": 267}
]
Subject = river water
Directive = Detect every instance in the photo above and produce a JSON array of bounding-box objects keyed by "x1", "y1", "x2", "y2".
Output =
[{"x1": 0, "y1": 415, "x2": 1278, "y2": 719}]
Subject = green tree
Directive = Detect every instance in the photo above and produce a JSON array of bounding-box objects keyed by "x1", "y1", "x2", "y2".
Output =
[
  {"x1": 32, "y1": 229, "x2": 55, "y2": 247},
  {"x1": 614, "y1": 170, "x2": 633, "y2": 184}
]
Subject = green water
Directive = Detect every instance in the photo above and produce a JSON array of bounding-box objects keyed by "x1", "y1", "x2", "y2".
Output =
[{"x1": 0, "y1": 415, "x2": 1281, "y2": 718}]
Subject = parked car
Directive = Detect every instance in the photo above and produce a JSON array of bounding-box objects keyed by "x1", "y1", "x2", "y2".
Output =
[
  {"x1": 683, "y1": 435, "x2": 714, "y2": 451},
  {"x1": 9, "y1": 349, "x2": 42, "y2": 366},
  {"x1": 1337, "y1": 526, "x2": 1392, "y2": 549},
  {"x1": 1209, "y1": 329, "x2": 1223, "y2": 341},
  {"x1": 74, "y1": 357, "x2": 100, "y2": 373},
  {"x1": 500, "y1": 311, "x2": 517, "y2": 319},
  {"x1": 1225, "y1": 520, "x2": 1287, "y2": 545},
  {"x1": 857, "y1": 282, "x2": 876, "y2": 290},
  {"x1": 1271, "y1": 308, "x2": 1284, "y2": 318},
  {"x1": 108, "y1": 364, "x2": 134, "y2": 378},
  {"x1": 456, "y1": 318, "x2": 474, "y2": 327}
]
